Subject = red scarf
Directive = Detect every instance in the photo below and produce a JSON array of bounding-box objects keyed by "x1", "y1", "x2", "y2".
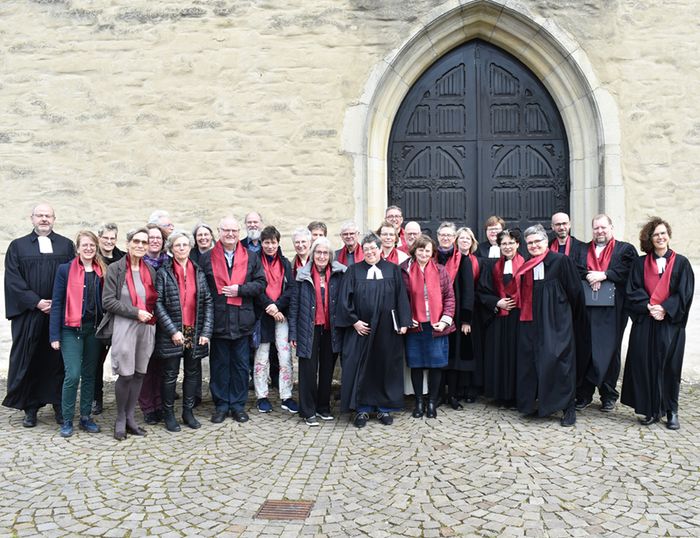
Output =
[
  {"x1": 261, "y1": 253, "x2": 284, "y2": 301},
  {"x1": 550, "y1": 236, "x2": 571, "y2": 256},
  {"x1": 64, "y1": 257, "x2": 103, "y2": 327},
  {"x1": 466, "y1": 253, "x2": 480, "y2": 283},
  {"x1": 125, "y1": 254, "x2": 157, "y2": 324},
  {"x1": 442, "y1": 248, "x2": 461, "y2": 285},
  {"x1": 173, "y1": 259, "x2": 197, "y2": 326},
  {"x1": 381, "y1": 247, "x2": 400, "y2": 264},
  {"x1": 210, "y1": 240, "x2": 249, "y2": 306},
  {"x1": 644, "y1": 251, "x2": 676, "y2": 306},
  {"x1": 514, "y1": 251, "x2": 548, "y2": 321},
  {"x1": 336, "y1": 245, "x2": 364, "y2": 266},
  {"x1": 407, "y1": 259, "x2": 443, "y2": 323},
  {"x1": 397, "y1": 227, "x2": 406, "y2": 248},
  {"x1": 492, "y1": 254, "x2": 524, "y2": 317},
  {"x1": 312, "y1": 264, "x2": 331, "y2": 329},
  {"x1": 292, "y1": 255, "x2": 307, "y2": 277},
  {"x1": 587, "y1": 239, "x2": 616, "y2": 272}
]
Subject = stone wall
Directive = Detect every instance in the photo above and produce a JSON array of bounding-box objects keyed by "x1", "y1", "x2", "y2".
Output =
[{"x1": 1, "y1": 0, "x2": 699, "y2": 375}]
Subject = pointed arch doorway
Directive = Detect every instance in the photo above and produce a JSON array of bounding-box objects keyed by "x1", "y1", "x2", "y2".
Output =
[{"x1": 388, "y1": 39, "x2": 569, "y2": 238}]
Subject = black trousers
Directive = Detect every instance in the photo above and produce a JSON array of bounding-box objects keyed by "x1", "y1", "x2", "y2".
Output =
[
  {"x1": 161, "y1": 348, "x2": 201, "y2": 413},
  {"x1": 298, "y1": 326, "x2": 336, "y2": 419},
  {"x1": 577, "y1": 355, "x2": 621, "y2": 403},
  {"x1": 93, "y1": 344, "x2": 109, "y2": 404}
]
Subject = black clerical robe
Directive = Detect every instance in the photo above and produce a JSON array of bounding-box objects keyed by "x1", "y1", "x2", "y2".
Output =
[
  {"x1": 3, "y1": 231, "x2": 75, "y2": 410},
  {"x1": 621, "y1": 253, "x2": 694, "y2": 417},
  {"x1": 574, "y1": 240, "x2": 637, "y2": 395},
  {"x1": 516, "y1": 252, "x2": 585, "y2": 417},
  {"x1": 337, "y1": 260, "x2": 412, "y2": 412}
]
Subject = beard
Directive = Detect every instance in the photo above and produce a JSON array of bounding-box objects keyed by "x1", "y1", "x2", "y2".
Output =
[{"x1": 247, "y1": 229, "x2": 261, "y2": 241}]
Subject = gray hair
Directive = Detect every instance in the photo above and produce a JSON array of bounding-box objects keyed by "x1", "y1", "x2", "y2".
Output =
[
  {"x1": 98, "y1": 222, "x2": 119, "y2": 237},
  {"x1": 361, "y1": 232, "x2": 381, "y2": 249},
  {"x1": 148, "y1": 210, "x2": 170, "y2": 225},
  {"x1": 165, "y1": 230, "x2": 195, "y2": 252},
  {"x1": 523, "y1": 224, "x2": 548, "y2": 242},
  {"x1": 437, "y1": 221, "x2": 457, "y2": 234},
  {"x1": 339, "y1": 220, "x2": 359, "y2": 234},
  {"x1": 310, "y1": 237, "x2": 335, "y2": 263},
  {"x1": 292, "y1": 227, "x2": 312, "y2": 242},
  {"x1": 192, "y1": 222, "x2": 214, "y2": 237}
]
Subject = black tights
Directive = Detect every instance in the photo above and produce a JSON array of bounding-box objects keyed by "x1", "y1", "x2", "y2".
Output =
[{"x1": 410, "y1": 368, "x2": 443, "y2": 403}]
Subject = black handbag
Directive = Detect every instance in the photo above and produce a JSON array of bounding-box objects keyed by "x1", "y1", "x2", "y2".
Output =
[{"x1": 582, "y1": 280, "x2": 615, "y2": 307}]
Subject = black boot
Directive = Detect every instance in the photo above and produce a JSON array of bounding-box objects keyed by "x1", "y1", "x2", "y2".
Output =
[
  {"x1": 666, "y1": 411, "x2": 680, "y2": 430},
  {"x1": 412, "y1": 397, "x2": 424, "y2": 418},
  {"x1": 182, "y1": 408, "x2": 201, "y2": 429},
  {"x1": 163, "y1": 410, "x2": 181, "y2": 432},
  {"x1": 426, "y1": 401, "x2": 438, "y2": 419},
  {"x1": 22, "y1": 408, "x2": 38, "y2": 428},
  {"x1": 53, "y1": 404, "x2": 64, "y2": 424}
]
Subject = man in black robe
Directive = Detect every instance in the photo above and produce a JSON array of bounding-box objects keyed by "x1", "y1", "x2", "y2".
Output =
[
  {"x1": 3, "y1": 203, "x2": 75, "y2": 427},
  {"x1": 549, "y1": 212, "x2": 585, "y2": 257},
  {"x1": 574, "y1": 214, "x2": 637, "y2": 412},
  {"x1": 337, "y1": 233, "x2": 411, "y2": 428}
]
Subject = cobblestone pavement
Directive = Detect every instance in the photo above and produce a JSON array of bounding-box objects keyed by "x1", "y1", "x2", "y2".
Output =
[{"x1": 1, "y1": 380, "x2": 699, "y2": 538}]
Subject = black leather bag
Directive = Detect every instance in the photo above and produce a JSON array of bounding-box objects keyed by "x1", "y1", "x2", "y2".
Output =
[{"x1": 582, "y1": 281, "x2": 615, "y2": 307}]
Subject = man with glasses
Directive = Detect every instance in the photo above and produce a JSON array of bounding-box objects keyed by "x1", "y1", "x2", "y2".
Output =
[
  {"x1": 549, "y1": 212, "x2": 584, "y2": 257},
  {"x1": 3, "y1": 203, "x2": 75, "y2": 427},
  {"x1": 199, "y1": 216, "x2": 266, "y2": 423},
  {"x1": 399, "y1": 221, "x2": 421, "y2": 253},
  {"x1": 385, "y1": 205, "x2": 406, "y2": 249},
  {"x1": 336, "y1": 221, "x2": 363, "y2": 266}
]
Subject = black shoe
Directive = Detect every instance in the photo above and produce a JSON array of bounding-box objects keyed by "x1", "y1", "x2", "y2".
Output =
[
  {"x1": 22, "y1": 408, "x2": 38, "y2": 428},
  {"x1": 232, "y1": 410, "x2": 249, "y2": 423},
  {"x1": 210, "y1": 410, "x2": 227, "y2": 424},
  {"x1": 193, "y1": 396, "x2": 202, "y2": 409},
  {"x1": 560, "y1": 405, "x2": 576, "y2": 427},
  {"x1": 354, "y1": 412, "x2": 369, "y2": 428},
  {"x1": 182, "y1": 409, "x2": 201, "y2": 429},
  {"x1": 575, "y1": 398, "x2": 592, "y2": 411},
  {"x1": 426, "y1": 401, "x2": 438, "y2": 419},
  {"x1": 447, "y1": 396, "x2": 463, "y2": 410},
  {"x1": 377, "y1": 412, "x2": 393, "y2": 426},
  {"x1": 639, "y1": 414, "x2": 660, "y2": 426},
  {"x1": 464, "y1": 396, "x2": 477, "y2": 404},
  {"x1": 163, "y1": 412, "x2": 181, "y2": 432},
  {"x1": 125, "y1": 424, "x2": 147, "y2": 436},
  {"x1": 666, "y1": 411, "x2": 680, "y2": 430},
  {"x1": 143, "y1": 411, "x2": 160, "y2": 425},
  {"x1": 412, "y1": 398, "x2": 424, "y2": 418},
  {"x1": 91, "y1": 400, "x2": 103, "y2": 415},
  {"x1": 600, "y1": 400, "x2": 615, "y2": 413},
  {"x1": 53, "y1": 404, "x2": 63, "y2": 424}
]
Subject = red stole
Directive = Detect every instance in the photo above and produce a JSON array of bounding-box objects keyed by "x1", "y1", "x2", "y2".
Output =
[
  {"x1": 514, "y1": 252, "x2": 548, "y2": 321},
  {"x1": 644, "y1": 251, "x2": 676, "y2": 306},
  {"x1": 587, "y1": 239, "x2": 616, "y2": 272},
  {"x1": 173, "y1": 259, "x2": 197, "y2": 326},
  {"x1": 337, "y1": 245, "x2": 363, "y2": 266},
  {"x1": 312, "y1": 264, "x2": 330, "y2": 329},
  {"x1": 492, "y1": 254, "x2": 524, "y2": 317},
  {"x1": 210, "y1": 240, "x2": 249, "y2": 306},
  {"x1": 550, "y1": 236, "x2": 571, "y2": 256},
  {"x1": 64, "y1": 257, "x2": 103, "y2": 327},
  {"x1": 293, "y1": 255, "x2": 307, "y2": 277},
  {"x1": 397, "y1": 227, "x2": 406, "y2": 247},
  {"x1": 125, "y1": 255, "x2": 157, "y2": 324},
  {"x1": 407, "y1": 260, "x2": 443, "y2": 323},
  {"x1": 442, "y1": 249, "x2": 461, "y2": 285},
  {"x1": 261, "y1": 253, "x2": 284, "y2": 301},
  {"x1": 381, "y1": 247, "x2": 400, "y2": 264}
]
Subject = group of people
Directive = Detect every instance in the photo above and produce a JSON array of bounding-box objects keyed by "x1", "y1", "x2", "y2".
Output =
[{"x1": 2, "y1": 204, "x2": 694, "y2": 439}]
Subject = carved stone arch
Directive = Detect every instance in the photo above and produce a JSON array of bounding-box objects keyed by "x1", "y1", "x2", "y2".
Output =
[{"x1": 342, "y1": 0, "x2": 624, "y2": 238}]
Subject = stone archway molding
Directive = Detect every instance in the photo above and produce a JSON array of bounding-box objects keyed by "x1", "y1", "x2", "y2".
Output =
[{"x1": 342, "y1": 0, "x2": 624, "y2": 238}]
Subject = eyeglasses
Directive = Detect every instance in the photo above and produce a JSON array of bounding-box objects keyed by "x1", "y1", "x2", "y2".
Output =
[
  {"x1": 131, "y1": 239, "x2": 148, "y2": 245},
  {"x1": 526, "y1": 239, "x2": 545, "y2": 246},
  {"x1": 438, "y1": 233, "x2": 455, "y2": 238},
  {"x1": 219, "y1": 228, "x2": 240, "y2": 234},
  {"x1": 314, "y1": 251, "x2": 330, "y2": 257},
  {"x1": 379, "y1": 232, "x2": 395, "y2": 237}
]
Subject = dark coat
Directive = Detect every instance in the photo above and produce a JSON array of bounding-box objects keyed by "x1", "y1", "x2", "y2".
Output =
[
  {"x1": 154, "y1": 259, "x2": 214, "y2": 360},
  {"x1": 288, "y1": 261, "x2": 346, "y2": 358},
  {"x1": 256, "y1": 250, "x2": 295, "y2": 344},
  {"x1": 101, "y1": 256, "x2": 157, "y2": 320},
  {"x1": 198, "y1": 243, "x2": 267, "y2": 340}
]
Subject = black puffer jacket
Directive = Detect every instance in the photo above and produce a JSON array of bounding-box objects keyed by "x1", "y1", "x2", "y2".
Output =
[
  {"x1": 288, "y1": 260, "x2": 346, "y2": 358},
  {"x1": 154, "y1": 258, "x2": 214, "y2": 360}
]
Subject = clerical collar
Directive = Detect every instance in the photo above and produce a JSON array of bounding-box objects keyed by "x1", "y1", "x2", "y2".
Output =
[
  {"x1": 655, "y1": 257, "x2": 667, "y2": 274},
  {"x1": 533, "y1": 262, "x2": 545, "y2": 280},
  {"x1": 488, "y1": 245, "x2": 500, "y2": 258},
  {"x1": 503, "y1": 259, "x2": 513, "y2": 275},
  {"x1": 37, "y1": 235, "x2": 53, "y2": 254},
  {"x1": 367, "y1": 264, "x2": 383, "y2": 280}
]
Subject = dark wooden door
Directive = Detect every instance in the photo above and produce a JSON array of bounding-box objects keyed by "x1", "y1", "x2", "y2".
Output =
[{"x1": 388, "y1": 40, "x2": 569, "y2": 239}]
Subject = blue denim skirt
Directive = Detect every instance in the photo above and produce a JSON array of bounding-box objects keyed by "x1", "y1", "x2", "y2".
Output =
[{"x1": 405, "y1": 322, "x2": 449, "y2": 369}]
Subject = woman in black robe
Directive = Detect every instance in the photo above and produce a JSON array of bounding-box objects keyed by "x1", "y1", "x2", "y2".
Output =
[
  {"x1": 621, "y1": 217, "x2": 694, "y2": 429},
  {"x1": 478, "y1": 229, "x2": 523, "y2": 406},
  {"x1": 337, "y1": 233, "x2": 412, "y2": 428}
]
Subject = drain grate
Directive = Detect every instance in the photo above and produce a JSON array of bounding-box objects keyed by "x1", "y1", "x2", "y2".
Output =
[{"x1": 255, "y1": 499, "x2": 314, "y2": 520}]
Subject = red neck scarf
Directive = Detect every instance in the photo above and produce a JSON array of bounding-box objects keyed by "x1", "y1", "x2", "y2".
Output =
[
  {"x1": 210, "y1": 240, "x2": 249, "y2": 306},
  {"x1": 644, "y1": 251, "x2": 676, "y2": 306},
  {"x1": 407, "y1": 259, "x2": 443, "y2": 323},
  {"x1": 293, "y1": 254, "x2": 307, "y2": 277},
  {"x1": 442, "y1": 248, "x2": 461, "y2": 285},
  {"x1": 173, "y1": 259, "x2": 197, "y2": 326},
  {"x1": 550, "y1": 236, "x2": 571, "y2": 256},
  {"x1": 587, "y1": 239, "x2": 616, "y2": 271},
  {"x1": 65, "y1": 257, "x2": 103, "y2": 327},
  {"x1": 261, "y1": 253, "x2": 284, "y2": 301},
  {"x1": 126, "y1": 254, "x2": 157, "y2": 323},
  {"x1": 312, "y1": 264, "x2": 331, "y2": 329},
  {"x1": 514, "y1": 251, "x2": 548, "y2": 321},
  {"x1": 492, "y1": 254, "x2": 524, "y2": 317},
  {"x1": 381, "y1": 247, "x2": 400, "y2": 264},
  {"x1": 466, "y1": 253, "x2": 480, "y2": 283},
  {"x1": 337, "y1": 245, "x2": 363, "y2": 266},
  {"x1": 397, "y1": 227, "x2": 406, "y2": 247}
]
